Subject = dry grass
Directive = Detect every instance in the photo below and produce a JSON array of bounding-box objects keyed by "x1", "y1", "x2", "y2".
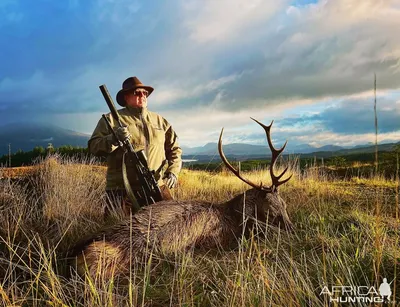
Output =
[{"x1": 0, "y1": 154, "x2": 399, "y2": 306}]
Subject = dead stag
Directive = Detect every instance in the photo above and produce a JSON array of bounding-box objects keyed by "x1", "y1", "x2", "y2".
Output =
[{"x1": 71, "y1": 118, "x2": 293, "y2": 278}]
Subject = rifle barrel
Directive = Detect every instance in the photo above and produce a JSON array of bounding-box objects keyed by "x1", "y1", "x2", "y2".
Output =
[{"x1": 99, "y1": 84, "x2": 123, "y2": 127}]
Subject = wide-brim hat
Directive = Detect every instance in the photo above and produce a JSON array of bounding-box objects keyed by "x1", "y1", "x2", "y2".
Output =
[{"x1": 116, "y1": 76, "x2": 154, "y2": 106}]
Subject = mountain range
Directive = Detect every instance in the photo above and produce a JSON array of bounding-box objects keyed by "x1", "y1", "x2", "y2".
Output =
[
  {"x1": 0, "y1": 123, "x2": 90, "y2": 155},
  {"x1": 181, "y1": 142, "x2": 347, "y2": 156},
  {"x1": 181, "y1": 141, "x2": 399, "y2": 161},
  {"x1": 0, "y1": 123, "x2": 398, "y2": 157}
]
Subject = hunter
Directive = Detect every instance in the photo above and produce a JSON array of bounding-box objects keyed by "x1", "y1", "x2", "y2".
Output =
[{"x1": 88, "y1": 76, "x2": 182, "y2": 216}]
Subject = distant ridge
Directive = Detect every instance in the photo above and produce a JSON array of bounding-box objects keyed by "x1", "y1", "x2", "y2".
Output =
[
  {"x1": 181, "y1": 141, "x2": 400, "y2": 159},
  {"x1": 181, "y1": 142, "x2": 321, "y2": 156},
  {"x1": 1, "y1": 122, "x2": 399, "y2": 158},
  {"x1": 0, "y1": 122, "x2": 90, "y2": 155}
]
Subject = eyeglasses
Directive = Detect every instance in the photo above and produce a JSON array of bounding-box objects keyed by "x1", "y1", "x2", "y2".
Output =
[{"x1": 133, "y1": 89, "x2": 148, "y2": 97}]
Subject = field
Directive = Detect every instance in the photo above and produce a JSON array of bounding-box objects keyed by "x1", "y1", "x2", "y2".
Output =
[{"x1": 0, "y1": 155, "x2": 399, "y2": 306}]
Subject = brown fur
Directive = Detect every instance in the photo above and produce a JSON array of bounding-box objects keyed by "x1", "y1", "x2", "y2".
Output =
[{"x1": 71, "y1": 189, "x2": 292, "y2": 279}]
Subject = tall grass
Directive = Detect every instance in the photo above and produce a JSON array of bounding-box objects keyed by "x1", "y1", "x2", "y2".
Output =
[{"x1": 0, "y1": 154, "x2": 399, "y2": 306}]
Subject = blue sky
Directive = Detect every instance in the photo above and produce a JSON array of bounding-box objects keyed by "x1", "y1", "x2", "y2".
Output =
[{"x1": 0, "y1": 0, "x2": 399, "y2": 148}]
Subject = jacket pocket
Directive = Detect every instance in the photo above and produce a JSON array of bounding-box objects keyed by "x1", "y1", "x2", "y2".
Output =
[{"x1": 150, "y1": 125, "x2": 165, "y2": 145}]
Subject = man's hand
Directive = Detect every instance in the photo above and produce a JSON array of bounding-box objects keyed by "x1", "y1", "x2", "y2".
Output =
[
  {"x1": 163, "y1": 172, "x2": 177, "y2": 189},
  {"x1": 116, "y1": 126, "x2": 131, "y2": 142}
]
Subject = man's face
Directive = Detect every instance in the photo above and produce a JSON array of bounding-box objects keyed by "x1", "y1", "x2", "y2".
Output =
[{"x1": 124, "y1": 88, "x2": 148, "y2": 108}]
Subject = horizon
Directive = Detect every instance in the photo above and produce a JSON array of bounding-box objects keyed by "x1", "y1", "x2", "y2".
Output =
[
  {"x1": 0, "y1": 0, "x2": 399, "y2": 148},
  {"x1": 0, "y1": 121, "x2": 398, "y2": 155}
]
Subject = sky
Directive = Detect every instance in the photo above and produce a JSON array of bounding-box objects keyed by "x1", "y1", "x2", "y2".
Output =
[{"x1": 0, "y1": 0, "x2": 399, "y2": 148}]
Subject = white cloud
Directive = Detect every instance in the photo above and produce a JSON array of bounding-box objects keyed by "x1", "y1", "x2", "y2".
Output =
[
  {"x1": 279, "y1": 0, "x2": 400, "y2": 68},
  {"x1": 151, "y1": 73, "x2": 242, "y2": 105},
  {"x1": 158, "y1": 89, "x2": 400, "y2": 147},
  {"x1": 296, "y1": 131, "x2": 400, "y2": 147},
  {"x1": 201, "y1": 0, "x2": 400, "y2": 111},
  {"x1": 182, "y1": 0, "x2": 287, "y2": 44},
  {"x1": 159, "y1": 98, "x2": 317, "y2": 147}
]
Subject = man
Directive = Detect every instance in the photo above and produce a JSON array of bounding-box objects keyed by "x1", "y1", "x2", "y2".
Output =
[{"x1": 88, "y1": 76, "x2": 182, "y2": 216}]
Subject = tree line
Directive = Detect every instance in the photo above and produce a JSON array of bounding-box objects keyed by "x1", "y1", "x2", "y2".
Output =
[
  {"x1": 1, "y1": 144, "x2": 399, "y2": 179},
  {"x1": 185, "y1": 149, "x2": 400, "y2": 178},
  {"x1": 0, "y1": 145, "x2": 103, "y2": 167}
]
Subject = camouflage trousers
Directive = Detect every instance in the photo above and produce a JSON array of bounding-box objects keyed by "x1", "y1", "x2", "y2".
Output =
[{"x1": 104, "y1": 185, "x2": 173, "y2": 217}]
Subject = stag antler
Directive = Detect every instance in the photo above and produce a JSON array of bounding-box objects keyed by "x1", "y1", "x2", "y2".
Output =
[
  {"x1": 218, "y1": 128, "x2": 266, "y2": 191},
  {"x1": 218, "y1": 118, "x2": 292, "y2": 192},
  {"x1": 250, "y1": 118, "x2": 292, "y2": 191}
]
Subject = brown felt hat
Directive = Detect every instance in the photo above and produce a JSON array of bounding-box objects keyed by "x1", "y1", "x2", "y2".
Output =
[{"x1": 116, "y1": 76, "x2": 154, "y2": 106}]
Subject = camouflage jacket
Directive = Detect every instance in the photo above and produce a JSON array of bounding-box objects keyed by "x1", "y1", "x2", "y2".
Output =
[{"x1": 88, "y1": 106, "x2": 182, "y2": 190}]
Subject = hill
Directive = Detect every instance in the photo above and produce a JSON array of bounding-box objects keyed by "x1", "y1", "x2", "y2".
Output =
[
  {"x1": 182, "y1": 141, "x2": 400, "y2": 161},
  {"x1": 0, "y1": 122, "x2": 90, "y2": 155},
  {"x1": 181, "y1": 142, "x2": 320, "y2": 155}
]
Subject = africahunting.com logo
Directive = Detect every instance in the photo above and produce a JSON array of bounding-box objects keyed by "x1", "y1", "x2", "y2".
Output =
[{"x1": 320, "y1": 278, "x2": 394, "y2": 303}]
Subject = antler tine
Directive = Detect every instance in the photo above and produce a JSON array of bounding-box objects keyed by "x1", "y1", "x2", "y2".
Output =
[
  {"x1": 275, "y1": 166, "x2": 289, "y2": 180},
  {"x1": 250, "y1": 118, "x2": 292, "y2": 190},
  {"x1": 251, "y1": 118, "x2": 284, "y2": 152},
  {"x1": 277, "y1": 174, "x2": 293, "y2": 186},
  {"x1": 218, "y1": 128, "x2": 267, "y2": 191}
]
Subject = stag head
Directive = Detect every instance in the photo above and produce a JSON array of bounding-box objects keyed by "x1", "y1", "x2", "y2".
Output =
[{"x1": 219, "y1": 118, "x2": 293, "y2": 231}]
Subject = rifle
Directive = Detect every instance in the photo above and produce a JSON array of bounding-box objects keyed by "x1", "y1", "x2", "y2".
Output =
[{"x1": 99, "y1": 84, "x2": 163, "y2": 209}]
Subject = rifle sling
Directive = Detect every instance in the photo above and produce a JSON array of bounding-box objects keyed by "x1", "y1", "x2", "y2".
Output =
[{"x1": 122, "y1": 151, "x2": 141, "y2": 213}]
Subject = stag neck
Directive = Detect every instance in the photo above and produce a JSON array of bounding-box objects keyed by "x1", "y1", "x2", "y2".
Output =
[{"x1": 222, "y1": 189, "x2": 263, "y2": 220}]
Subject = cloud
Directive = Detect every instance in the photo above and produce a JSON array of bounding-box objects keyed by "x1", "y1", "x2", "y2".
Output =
[
  {"x1": 205, "y1": 0, "x2": 400, "y2": 111},
  {"x1": 279, "y1": 93, "x2": 400, "y2": 135},
  {"x1": 154, "y1": 90, "x2": 400, "y2": 148},
  {"x1": 154, "y1": 97, "x2": 325, "y2": 147},
  {"x1": 150, "y1": 73, "x2": 242, "y2": 105},
  {"x1": 0, "y1": 0, "x2": 399, "y2": 148},
  {"x1": 182, "y1": 0, "x2": 287, "y2": 44},
  {"x1": 295, "y1": 131, "x2": 400, "y2": 147}
]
